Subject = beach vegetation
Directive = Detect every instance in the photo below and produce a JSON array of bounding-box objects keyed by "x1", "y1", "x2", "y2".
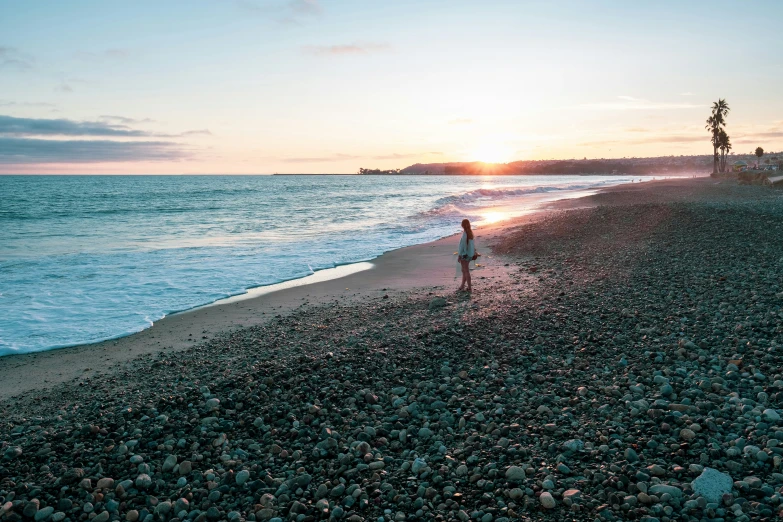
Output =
[
  {"x1": 718, "y1": 129, "x2": 732, "y2": 173},
  {"x1": 706, "y1": 99, "x2": 730, "y2": 174},
  {"x1": 755, "y1": 147, "x2": 764, "y2": 167},
  {"x1": 358, "y1": 168, "x2": 402, "y2": 175}
]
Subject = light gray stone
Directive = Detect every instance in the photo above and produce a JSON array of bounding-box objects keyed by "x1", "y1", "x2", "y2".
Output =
[{"x1": 691, "y1": 467, "x2": 733, "y2": 503}]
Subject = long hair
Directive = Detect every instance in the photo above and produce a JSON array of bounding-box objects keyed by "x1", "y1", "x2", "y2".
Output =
[{"x1": 461, "y1": 219, "x2": 474, "y2": 240}]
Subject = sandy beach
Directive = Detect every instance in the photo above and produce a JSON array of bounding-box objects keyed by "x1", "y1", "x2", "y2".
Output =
[{"x1": 2, "y1": 176, "x2": 783, "y2": 522}]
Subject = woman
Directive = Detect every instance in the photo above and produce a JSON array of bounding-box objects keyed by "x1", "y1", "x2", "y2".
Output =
[{"x1": 457, "y1": 218, "x2": 477, "y2": 292}]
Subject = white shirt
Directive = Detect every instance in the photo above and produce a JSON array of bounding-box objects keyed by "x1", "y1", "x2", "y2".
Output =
[
  {"x1": 456, "y1": 231, "x2": 476, "y2": 276},
  {"x1": 458, "y1": 232, "x2": 475, "y2": 260}
]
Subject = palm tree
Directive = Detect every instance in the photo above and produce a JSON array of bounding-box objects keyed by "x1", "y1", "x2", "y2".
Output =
[
  {"x1": 706, "y1": 99, "x2": 730, "y2": 174},
  {"x1": 755, "y1": 147, "x2": 764, "y2": 168},
  {"x1": 718, "y1": 130, "x2": 731, "y2": 172},
  {"x1": 706, "y1": 115, "x2": 719, "y2": 173}
]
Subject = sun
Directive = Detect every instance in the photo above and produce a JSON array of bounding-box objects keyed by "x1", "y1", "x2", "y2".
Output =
[{"x1": 471, "y1": 142, "x2": 512, "y2": 164}]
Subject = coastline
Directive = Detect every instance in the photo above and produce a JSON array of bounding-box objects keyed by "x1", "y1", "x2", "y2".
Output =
[
  {"x1": 2, "y1": 176, "x2": 782, "y2": 522},
  {"x1": 0, "y1": 218, "x2": 518, "y2": 400},
  {"x1": 0, "y1": 176, "x2": 665, "y2": 399}
]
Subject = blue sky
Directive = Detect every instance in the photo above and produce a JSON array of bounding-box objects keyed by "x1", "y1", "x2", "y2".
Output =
[{"x1": 1, "y1": 0, "x2": 782, "y2": 173}]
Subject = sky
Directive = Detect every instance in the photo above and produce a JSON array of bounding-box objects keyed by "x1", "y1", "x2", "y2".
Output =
[{"x1": 0, "y1": 0, "x2": 782, "y2": 174}]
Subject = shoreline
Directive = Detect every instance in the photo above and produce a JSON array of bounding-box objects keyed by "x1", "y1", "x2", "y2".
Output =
[
  {"x1": 0, "y1": 175, "x2": 696, "y2": 400},
  {"x1": 2, "y1": 176, "x2": 782, "y2": 522},
  {"x1": 0, "y1": 219, "x2": 518, "y2": 400},
  {"x1": 1, "y1": 173, "x2": 656, "y2": 359}
]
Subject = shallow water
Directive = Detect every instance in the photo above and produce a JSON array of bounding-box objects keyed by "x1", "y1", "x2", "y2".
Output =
[{"x1": 0, "y1": 174, "x2": 651, "y2": 354}]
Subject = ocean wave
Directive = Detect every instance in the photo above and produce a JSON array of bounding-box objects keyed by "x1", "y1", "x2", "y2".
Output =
[
  {"x1": 434, "y1": 182, "x2": 606, "y2": 207},
  {"x1": 418, "y1": 181, "x2": 613, "y2": 218}
]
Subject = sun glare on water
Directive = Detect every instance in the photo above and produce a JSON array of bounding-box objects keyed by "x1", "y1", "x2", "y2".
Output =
[{"x1": 479, "y1": 211, "x2": 507, "y2": 224}]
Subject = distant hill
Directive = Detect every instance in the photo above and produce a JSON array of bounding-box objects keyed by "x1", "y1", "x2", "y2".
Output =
[{"x1": 357, "y1": 152, "x2": 782, "y2": 175}]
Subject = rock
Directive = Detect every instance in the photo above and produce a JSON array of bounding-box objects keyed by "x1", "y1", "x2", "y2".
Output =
[
  {"x1": 179, "y1": 460, "x2": 192, "y2": 475},
  {"x1": 539, "y1": 492, "x2": 556, "y2": 509},
  {"x1": 155, "y1": 502, "x2": 172, "y2": 516},
  {"x1": 162, "y1": 454, "x2": 178, "y2": 472},
  {"x1": 691, "y1": 468, "x2": 733, "y2": 503},
  {"x1": 23, "y1": 501, "x2": 40, "y2": 518},
  {"x1": 648, "y1": 484, "x2": 683, "y2": 498},
  {"x1": 411, "y1": 458, "x2": 427, "y2": 474},
  {"x1": 625, "y1": 448, "x2": 639, "y2": 462},
  {"x1": 236, "y1": 469, "x2": 251, "y2": 485},
  {"x1": 96, "y1": 477, "x2": 114, "y2": 489},
  {"x1": 505, "y1": 466, "x2": 526, "y2": 482},
  {"x1": 3, "y1": 446, "x2": 22, "y2": 460},
  {"x1": 680, "y1": 428, "x2": 696, "y2": 440},
  {"x1": 135, "y1": 473, "x2": 152, "y2": 488},
  {"x1": 34, "y1": 506, "x2": 54, "y2": 522},
  {"x1": 763, "y1": 409, "x2": 781, "y2": 421},
  {"x1": 508, "y1": 488, "x2": 524, "y2": 500},
  {"x1": 418, "y1": 427, "x2": 433, "y2": 439},
  {"x1": 92, "y1": 511, "x2": 110, "y2": 522},
  {"x1": 563, "y1": 489, "x2": 581, "y2": 503},
  {"x1": 428, "y1": 297, "x2": 447, "y2": 310},
  {"x1": 563, "y1": 439, "x2": 584, "y2": 452},
  {"x1": 126, "y1": 510, "x2": 139, "y2": 522}
]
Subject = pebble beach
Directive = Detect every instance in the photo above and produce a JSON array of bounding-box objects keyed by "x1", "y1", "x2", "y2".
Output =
[{"x1": 2, "y1": 177, "x2": 783, "y2": 522}]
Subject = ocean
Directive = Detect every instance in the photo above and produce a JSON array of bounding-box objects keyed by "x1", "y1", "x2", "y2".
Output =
[{"x1": 0, "y1": 174, "x2": 650, "y2": 355}]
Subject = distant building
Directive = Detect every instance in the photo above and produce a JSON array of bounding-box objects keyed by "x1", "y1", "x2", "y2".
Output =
[{"x1": 733, "y1": 160, "x2": 748, "y2": 172}]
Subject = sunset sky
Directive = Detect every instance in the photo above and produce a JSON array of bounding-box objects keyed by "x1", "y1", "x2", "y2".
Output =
[{"x1": 1, "y1": 0, "x2": 782, "y2": 174}]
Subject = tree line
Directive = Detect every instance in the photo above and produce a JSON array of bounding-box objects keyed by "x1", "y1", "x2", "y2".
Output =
[{"x1": 357, "y1": 168, "x2": 401, "y2": 175}]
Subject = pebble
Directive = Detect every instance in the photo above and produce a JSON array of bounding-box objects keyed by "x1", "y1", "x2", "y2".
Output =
[
  {"x1": 236, "y1": 469, "x2": 250, "y2": 485},
  {"x1": 505, "y1": 466, "x2": 526, "y2": 481},
  {"x1": 539, "y1": 492, "x2": 556, "y2": 509},
  {"x1": 34, "y1": 506, "x2": 54, "y2": 522}
]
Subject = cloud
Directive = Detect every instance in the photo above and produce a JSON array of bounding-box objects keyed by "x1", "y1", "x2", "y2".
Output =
[
  {"x1": 282, "y1": 153, "x2": 359, "y2": 163},
  {"x1": 289, "y1": 0, "x2": 320, "y2": 16},
  {"x1": 373, "y1": 152, "x2": 442, "y2": 160},
  {"x1": 55, "y1": 82, "x2": 73, "y2": 93},
  {"x1": 0, "y1": 137, "x2": 189, "y2": 164},
  {"x1": 236, "y1": 0, "x2": 321, "y2": 23},
  {"x1": 99, "y1": 115, "x2": 155, "y2": 125},
  {"x1": 679, "y1": 92, "x2": 695, "y2": 96},
  {"x1": 75, "y1": 48, "x2": 130, "y2": 62},
  {"x1": 580, "y1": 134, "x2": 706, "y2": 147},
  {"x1": 733, "y1": 131, "x2": 783, "y2": 144},
  {"x1": 0, "y1": 115, "x2": 155, "y2": 137},
  {"x1": 0, "y1": 100, "x2": 57, "y2": 109},
  {"x1": 304, "y1": 43, "x2": 389, "y2": 55},
  {"x1": 745, "y1": 130, "x2": 783, "y2": 139},
  {"x1": 0, "y1": 47, "x2": 34, "y2": 71},
  {"x1": 579, "y1": 96, "x2": 704, "y2": 111},
  {"x1": 179, "y1": 129, "x2": 213, "y2": 137},
  {"x1": 0, "y1": 115, "x2": 211, "y2": 138},
  {"x1": 449, "y1": 118, "x2": 473, "y2": 125},
  {"x1": 640, "y1": 135, "x2": 705, "y2": 143}
]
